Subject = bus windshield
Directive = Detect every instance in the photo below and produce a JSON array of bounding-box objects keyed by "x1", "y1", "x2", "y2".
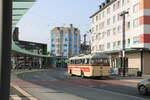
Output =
[{"x1": 91, "y1": 58, "x2": 109, "y2": 66}]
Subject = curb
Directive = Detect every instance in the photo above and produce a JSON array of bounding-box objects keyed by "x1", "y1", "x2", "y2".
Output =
[
  {"x1": 10, "y1": 95, "x2": 22, "y2": 100},
  {"x1": 11, "y1": 84, "x2": 39, "y2": 100}
]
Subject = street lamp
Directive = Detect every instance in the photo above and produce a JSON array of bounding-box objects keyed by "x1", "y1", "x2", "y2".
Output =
[{"x1": 120, "y1": 11, "x2": 129, "y2": 77}]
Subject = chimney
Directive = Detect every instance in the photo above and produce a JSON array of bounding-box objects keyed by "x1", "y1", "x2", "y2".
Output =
[
  {"x1": 70, "y1": 24, "x2": 73, "y2": 28},
  {"x1": 102, "y1": 3, "x2": 106, "y2": 7},
  {"x1": 99, "y1": 5, "x2": 102, "y2": 9},
  {"x1": 106, "y1": 0, "x2": 110, "y2": 4},
  {"x1": 13, "y1": 27, "x2": 19, "y2": 41}
]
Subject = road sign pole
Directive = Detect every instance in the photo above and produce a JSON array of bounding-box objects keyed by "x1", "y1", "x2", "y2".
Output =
[
  {"x1": 120, "y1": 11, "x2": 128, "y2": 77},
  {"x1": 0, "y1": 0, "x2": 12, "y2": 100}
]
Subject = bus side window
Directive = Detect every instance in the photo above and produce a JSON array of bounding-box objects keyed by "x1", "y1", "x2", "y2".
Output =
[
  {"x1": 85, "y1": 59, "x2": 89, "y2": 64},
  {"x1": 83, "y1": 59, "x2": 85, "y2": 64},
  {"x1": 103, "y1": 59, "x2": 109, "y2": 66}
]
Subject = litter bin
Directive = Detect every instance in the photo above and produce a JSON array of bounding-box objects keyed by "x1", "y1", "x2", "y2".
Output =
[{"x1": 137, "y1": 71, "x2": 142, "y2": 77}]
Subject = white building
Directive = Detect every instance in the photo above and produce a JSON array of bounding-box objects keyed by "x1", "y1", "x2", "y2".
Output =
[{"x1": 90, "y1": 0, "x2": 150, "y2": 75}]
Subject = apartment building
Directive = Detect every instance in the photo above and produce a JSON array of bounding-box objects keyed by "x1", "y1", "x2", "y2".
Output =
[
  {"x1": 50, "y1": 24, "x2": 80, "y2": 57},
  {"x1": 90, "y1": 0, "x2": 150, "y2": 75}
]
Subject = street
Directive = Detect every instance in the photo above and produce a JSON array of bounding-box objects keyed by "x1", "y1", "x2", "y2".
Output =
[{"x1": 11, "y1": 68, "x2": 150, "y2": 100}]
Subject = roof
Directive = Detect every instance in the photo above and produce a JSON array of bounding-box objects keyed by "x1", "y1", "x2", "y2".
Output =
[
  {"x1": 12, "y1": 0, "x2": 53, "y2": 58},
  {"x1": 18, "y1": 40, "x2": 47, "y2": 46},
  {"x1": 69, "y1": 53, "x2": 109, "y2": 60},
  {"x1": 90, "y1": 0, "x2": 116, "y2": 18},
  {"x1": 12, "y1": 40, "x2": 52, "y2": 58},
  {"x1": 95, "y1": 48, "x2": 137, "y2": 54},
  {"x1": 13, "y1": 0, "x2": 36, "y2": 28}
]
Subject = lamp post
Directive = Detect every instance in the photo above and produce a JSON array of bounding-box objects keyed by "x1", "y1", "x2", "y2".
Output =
[{"x1": 120, "y1": 11, "x2": 129, "y2": 77}]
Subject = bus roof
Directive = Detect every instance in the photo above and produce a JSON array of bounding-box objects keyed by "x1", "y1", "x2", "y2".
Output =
[{"x1": 69, "y1": 53, "x2": 109, "y2": 60}]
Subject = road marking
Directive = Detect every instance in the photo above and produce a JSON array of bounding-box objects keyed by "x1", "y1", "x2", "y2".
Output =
[
  {"x1": 10, "y1": 95, "x2": 22, "y2": 100},
  {"x1": 78, "y1": 85, "x2": 149, "y2": 100},
  {"x1": 11, "y1": 84, "x2": 39, "y2": 100},
  {"x1": 99, "y1": 88, "x2": 148, "y2": 100}
]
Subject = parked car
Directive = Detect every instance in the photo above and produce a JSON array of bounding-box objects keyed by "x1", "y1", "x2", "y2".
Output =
[
  {"x1": 137, "y1": 78, "x2": 150, "y2": 95},
  {"x1": 16, "y1": 63, "x2": 32, "y2": 70}
]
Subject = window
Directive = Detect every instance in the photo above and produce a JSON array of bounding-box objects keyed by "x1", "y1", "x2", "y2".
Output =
[
  {"x1": 133, "y1": 36, "x2": 140, "y2": 44},
  {"x1": 127, "y1": 21, "x2": 130, "y2": 30},
  {"x1": 117, "y1": 25, "x2": 121, "y2": 33},
  {"x1": 51, "y1": 50, "x2": 55, "y2": 53},
  {"x1": 122, "y1": 0, "x2": 125, "y2": 6},
  {"x1": 117, "y1": 41, "x2": 121, "y2": 46},
  {"x1": 102, "y1": 11, "x2": 105, "y2": 18},
  {"x1": 113, "y1": 42, "x2": 116, "y2": 48},
  {"x1": 51, "y1": 39, "x2": 54, "y2": 42},
  {"x1": 107, "y1": 18, "x2": 110, "y2": 25},
  {"x1": 107, "y1": 29, "x2": 111, "y2": 36},
  {"x1": 64, "y1": 44, "x2": 67, "y2": 47},
  {"x1": 113, "y1": 4, "x2": 116, "y2": 11},
  {"x1": 92, "y1": 36, "x2": 94, "y2": 41},
  {"x1": 133, "y1": 18, "x2": 139, "y2": 27},
  {"x1": 133, "y1": 3, "x2": 139, "y2": 13},
  {"x1": 107, "y1": 43, "x2": 111, "y2": 49},
  {"x1": 127, "y1": 39, "x2": 130, "y2": 45},
  {"x1": 96, "y1": 25, "x2": 98, "y2": 31},
  {"x1": 113, "y1": 15, "x2": 116, "y2": 23},
  {"x1": 100, "y1": 21, "x2": 105, "y2": 28},
  {"x1": 92, "y1": 18, "x2": 94, "y2": 23},
  {"x1": 64, "y1": 49, "x2": 67, "y2": 52},
  {"x1": 65, "y1": 38, "x2": 68, "y2": 41},
  {"x1": 127, "y1": 8, "x2": 130, "y2": 17},
  {"x1": 96, "y1": 34, "x2": 98, "y2": 39},
  {"x1": 85, "y1": 59, "x2": 89, "y2": 64},
  {"x1": 116, "y1": 1, "x2": 120, "y2": 9},
  {"x1": 98, "y1": 33, "x2": 101, "y2": 39},
  {"x1": 113, "y1": 28, "x2": 116, "y2": 35},
  {"x1": 51, "y1": 44, "x2": 55, "y2": 47},
  {"x1": 96, "y1": 15, "x2": 98, "y2": 21},
  {"x1": 99, "y1": 13, "x2": 101, "y2": 20},
  {"x1": 107, "y1": 7, "x2": 110, "y2": 14},
  {"x1": 99, "y1": 44, "x2": 104, "y2": 51},
  {"x1": 92, "y1": 27, "x2": 94, "y2": 32},
  {"x1": 102, "y1": 32, "x2": 105, "y2": 38}
]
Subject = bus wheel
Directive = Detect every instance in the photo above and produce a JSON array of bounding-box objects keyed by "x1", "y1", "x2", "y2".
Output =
[
  {"x1": 81, "y1": 71, "x2": 85, "y2": 78},
  {"x1": 70, "y1": 70, "x2": 73, "y2": 76}
]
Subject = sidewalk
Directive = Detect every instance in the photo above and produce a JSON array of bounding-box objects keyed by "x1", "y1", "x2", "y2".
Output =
[
  {"x1": 10, "y1": 84, "x2": 38, "y2": 100},
  {"x1": 110, "y1": 75, "x2": 150, "y2": 83},
  {"x1": 10, "y1": 86, "x2": 29, "y2": 100}
]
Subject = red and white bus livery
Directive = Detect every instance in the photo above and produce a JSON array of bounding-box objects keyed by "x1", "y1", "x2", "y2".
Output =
[{"x1": 68, "y1": 53, "x2": 110, "y2": 78}]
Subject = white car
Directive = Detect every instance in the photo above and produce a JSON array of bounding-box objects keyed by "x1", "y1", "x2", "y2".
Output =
[{"x1": 137, "y1": 78, "x2": 150, "y2": 95}]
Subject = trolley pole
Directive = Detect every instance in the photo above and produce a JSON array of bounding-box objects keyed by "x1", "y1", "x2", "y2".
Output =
[{"x1": 120, "y1": 11, "x2": 128, "y2": 77}]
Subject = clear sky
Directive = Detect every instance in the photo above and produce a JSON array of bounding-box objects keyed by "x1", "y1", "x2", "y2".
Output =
[{"x1": 17, "y1": 0, "x2": 104, "y2": 51}]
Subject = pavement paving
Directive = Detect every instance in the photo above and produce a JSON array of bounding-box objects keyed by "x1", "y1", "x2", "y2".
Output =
[
  {"x1": 10, "y1": 68, "x2": 150, "y2": 100},
  {"x1": 10, "y1": 86, "x2": 29, "y2": 100}
]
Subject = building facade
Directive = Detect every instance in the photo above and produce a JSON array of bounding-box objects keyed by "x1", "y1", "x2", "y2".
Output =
[
  {"x1": 50, "y1": 24, "x2": 80, "y2": 57},
  {"x1": 90, "y1": 0, "x2": 150, "y2": 75},
  {"x1": 12, "y1": 27, "x2": 48, "y2": 69}
]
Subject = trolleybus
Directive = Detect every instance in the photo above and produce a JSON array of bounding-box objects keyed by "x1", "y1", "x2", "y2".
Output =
[{"x1": 68, "y1": 53, "x2": 110, "y2": 77}]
